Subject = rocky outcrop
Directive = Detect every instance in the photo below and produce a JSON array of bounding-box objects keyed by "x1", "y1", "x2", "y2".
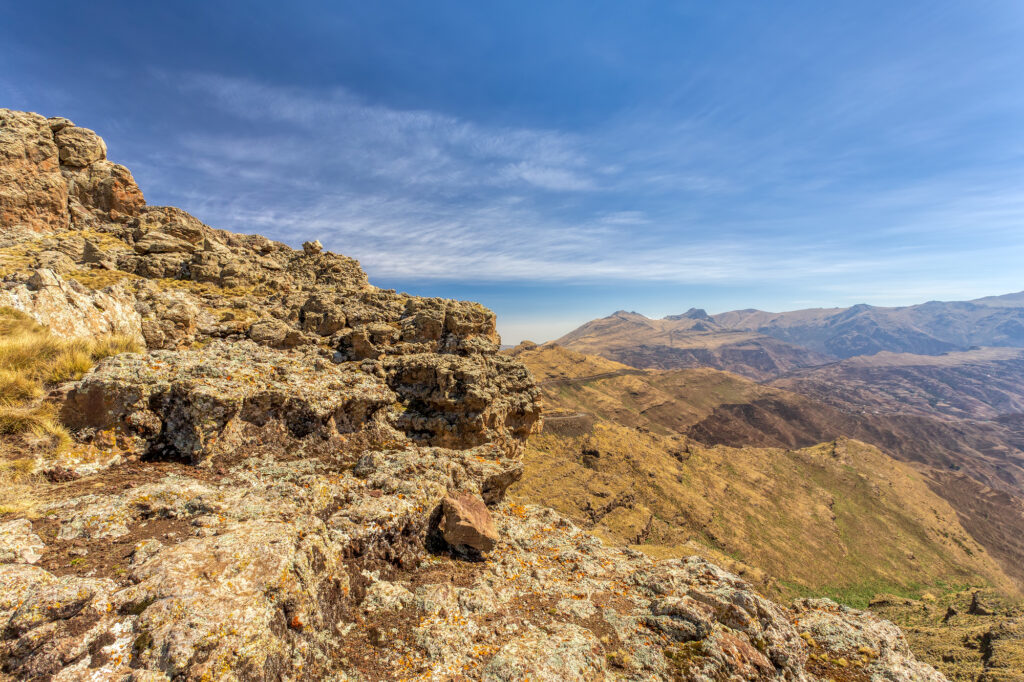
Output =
[
  {"x1": 0, "y1": 110, "x2": 69, "y2": 235},
  {"x1": 0, "y1": 268, "x2": 142, "y2": 342},
  {"x1": 0, "y1": 484, "x2": 947, "y2": 680},
  {"x1": 0, "y1": 109, "x2": 946, "y2": 680},
  {"x1": 791, "y1": 599, "x2": 947, "y2": 680},
  {"x1": 59, "y1": 341, "x2": 399, "y2": 462}
]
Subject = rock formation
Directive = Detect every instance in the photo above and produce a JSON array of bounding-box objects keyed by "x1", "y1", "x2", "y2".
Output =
[{"x1": 0, "y1": 108, "x2": 948, "y2": 679}]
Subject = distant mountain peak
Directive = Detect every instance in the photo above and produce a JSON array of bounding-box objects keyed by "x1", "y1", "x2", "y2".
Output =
[
  {"x1": 666, "y1": 307, "x2": 710, "y2": 321},
  {"x1": 610, "y1": 309, "x2": 647, "y2": 319}
]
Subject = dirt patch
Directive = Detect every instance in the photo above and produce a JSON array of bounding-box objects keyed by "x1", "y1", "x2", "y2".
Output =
[
  {"x1": 32, "y1": 460, "x2": 221, "y2": 505},
  {"x1": 34, "y1": 516, "x2": 193, "y2": 582}
]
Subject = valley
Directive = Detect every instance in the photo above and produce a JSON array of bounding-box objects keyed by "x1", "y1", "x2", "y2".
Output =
[{"x1": 509, "y1": 341, "x2": 1024, "y2": 679}]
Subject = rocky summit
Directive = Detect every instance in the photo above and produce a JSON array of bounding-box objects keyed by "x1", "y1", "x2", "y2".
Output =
[{"x1": 0, "y1": 108, "x2": 949, "y2": 680}]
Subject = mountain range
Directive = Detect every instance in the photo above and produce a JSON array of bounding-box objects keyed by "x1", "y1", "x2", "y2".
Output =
[{"x1": 558, "y1": 294, "x2": 1024, "y2": 379}]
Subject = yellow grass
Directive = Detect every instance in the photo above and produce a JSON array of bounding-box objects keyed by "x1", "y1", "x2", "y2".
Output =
[
  {"x1": 68, "y1": 268, "x2": 139, "y2": 290},
  {"x1": 0, "y1": 306, "x2": 141, "y2": 451},
  {"x1": 0, "y1": 457, "x2": 44, "y2": 516}
]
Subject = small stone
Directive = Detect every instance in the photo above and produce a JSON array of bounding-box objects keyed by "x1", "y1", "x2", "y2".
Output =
[
  {"x1": 302, "y1": 240, "x2": 323, "y2": 255},
  {"x1": 47, "y1": 116, "x2": 74, "y2": 132},
  {"x1": 0, "y1": 519, "x2": 45, "y2": 564},
  {"x1": 439, "y1": 493, "x2": 498, "y2": 552}
]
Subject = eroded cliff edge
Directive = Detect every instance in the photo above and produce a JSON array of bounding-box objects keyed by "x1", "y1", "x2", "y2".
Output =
[{"x1": 0, "y1": 108, "x2": 947, "y2": 680}]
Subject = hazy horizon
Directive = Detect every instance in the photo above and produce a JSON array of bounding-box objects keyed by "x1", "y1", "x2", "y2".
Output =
[{"x1": 4, "y1": 1, "x2": 1024, "y2": 343}]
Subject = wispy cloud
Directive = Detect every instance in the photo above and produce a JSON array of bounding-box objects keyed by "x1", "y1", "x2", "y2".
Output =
[
  {"x1": 140, "y1": 72, "x2": 1024, "y2": 288},
  {"x1": 173, "y1": 73, "x2": 597, "y2": 194}
]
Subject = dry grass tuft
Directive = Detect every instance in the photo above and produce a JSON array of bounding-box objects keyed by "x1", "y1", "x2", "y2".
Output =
[
  {"x1": 67, "y1": 268, "x2": 139, "y2": 290},
  {"x1": 0, "y1": 457, "x2": 44, "y2": 516},
  {"x1": 0, "y1": 306, "x2": 141, "y2": 452}
]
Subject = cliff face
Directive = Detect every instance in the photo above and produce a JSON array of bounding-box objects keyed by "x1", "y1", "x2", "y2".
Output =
[{"x1": 0, "y1": 109, "x2": 947, "y2": 680}]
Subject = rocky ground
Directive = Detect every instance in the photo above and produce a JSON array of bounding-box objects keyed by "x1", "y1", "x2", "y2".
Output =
[{"x1": 0, "y1": 107, "x2": 954, "y2": 679}]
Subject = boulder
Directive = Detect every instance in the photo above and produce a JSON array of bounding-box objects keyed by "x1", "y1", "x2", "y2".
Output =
[
  {"x1": 137, "y1": 206, "x2": 209, "y2": 245},
  {"x1": 64, "y1": 159, "x2": 145, "y2": 218},
  {"x1": 386, "y1": 352, "x2": 541, "y2": 452},
  {"x1": 46, "y1": 117, "x2": 73, "y2": 132},
  {"x1": 53, "y1": 125, "x2": 107, "y2": 167},
  {"x1": 0, "y1": 269, "x2": 143, "y2": 342},
  {"x1": 247, "y1": 317, "x2": 306, "y2": 348},
  {"x1": 439, "y1": 493, "x2": 498, "y2": 552}
]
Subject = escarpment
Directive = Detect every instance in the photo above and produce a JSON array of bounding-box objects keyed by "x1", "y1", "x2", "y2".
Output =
[{"x1": 0, "y1": 108, "x2": 949, "y2": 680}]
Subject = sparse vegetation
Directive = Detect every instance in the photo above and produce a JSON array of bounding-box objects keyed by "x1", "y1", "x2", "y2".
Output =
[
  {"x1": 869, "y1": 588, "x2": 1024, "y2": 680},
  {"x1": 512, "y1": 345, "x2": 1020, "y2": 603},
  {"x1": 67, "y1": 267, "x2": 139, "y2": 290},
  {"x1": 0, "y1": 306, "x2": 140, "y2": 506}
]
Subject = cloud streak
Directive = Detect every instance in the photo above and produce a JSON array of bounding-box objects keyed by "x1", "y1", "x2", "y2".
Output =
[{"x1": 136, "y1": 72, "x2": 1024, "y2": 289}]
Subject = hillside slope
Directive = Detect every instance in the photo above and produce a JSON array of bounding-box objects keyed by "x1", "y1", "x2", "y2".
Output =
[
  {"x1": 557, "y1": 311, "x2": 833, "y2": 380},
  {"x1": 511, "y1": 345, "x2": 1016, "y2": 599},
  {"x1": 771, "y1": 347, "x2": 1024, "y2": 421},
  {"x1": 558, "y1": 294, "x2": 1024, "y2": 378},
  {"x1": 710, "y1": 296, "x2": 1024, "y2": 358},
  {"x1": 511, "y1": 344, "x2": 1024, "y2": 680}
]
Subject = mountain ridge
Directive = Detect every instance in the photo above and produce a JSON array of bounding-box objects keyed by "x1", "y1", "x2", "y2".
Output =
[{"x1": 560, "y1": 291, "x2": 1024, "y2": 366}]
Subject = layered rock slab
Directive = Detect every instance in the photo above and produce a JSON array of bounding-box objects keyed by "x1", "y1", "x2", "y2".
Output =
[{"x1": 60, "y1": 340, "x2": 398, "y2": 462}]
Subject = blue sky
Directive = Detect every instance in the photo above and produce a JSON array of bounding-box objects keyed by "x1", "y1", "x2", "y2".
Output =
[{"x1": 3, "y1": 2, "x2": 1024, "y2": 343}]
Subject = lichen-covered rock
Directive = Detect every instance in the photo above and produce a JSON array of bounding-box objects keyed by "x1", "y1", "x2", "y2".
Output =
[
  {"x1": 361, "y1": 580, "x2": 415, "y2": 614},
  {"x1": 0, "y1": 450, "x2": 949, "y2": 681},
  {"x1": 0, "y1": 269, "x2": 143, "y2": 342},
  {"x1": 0, "y1": 520, "x2": 43, "y2": 565},
  {"x1": 386, "y1": 352, "x2": 541, "y2": 452},
  {"x1": 482, "y1": 623, "x2": 606, "y2": 680},
  {"x1": 791, "y1": 598, "x2": 948, "y2": 681},
  {"x1": 61, "y1": 341, "x2": 398, "y2": 462}
]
